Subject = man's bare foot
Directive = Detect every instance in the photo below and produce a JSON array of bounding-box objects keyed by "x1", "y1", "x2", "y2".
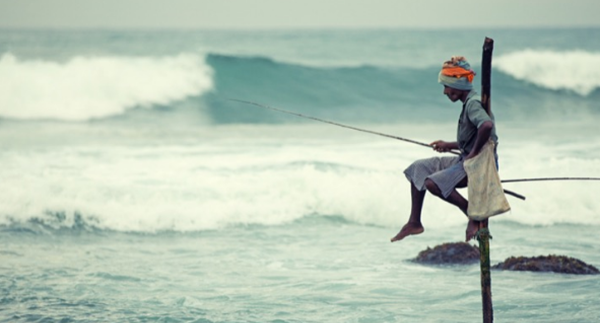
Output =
[
  {"x1": 391, "y1": 222, "x2": 424, "y2": 242},
  {"x1": 465, "y1": 219, "x2": 480, "y2": 242}
]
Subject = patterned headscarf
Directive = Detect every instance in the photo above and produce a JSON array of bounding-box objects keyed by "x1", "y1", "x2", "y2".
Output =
[{"x1": 438, "y1": 56, "x2": 476, "y2": 90}]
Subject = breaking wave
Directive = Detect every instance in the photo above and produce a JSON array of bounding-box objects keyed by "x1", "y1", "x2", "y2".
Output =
[
  {"x1": 495, "y1": 49, "x2": 600, "y2": 96},
  {"x1": 0, "y1": 53, "x2": 213, "y2": 121}
]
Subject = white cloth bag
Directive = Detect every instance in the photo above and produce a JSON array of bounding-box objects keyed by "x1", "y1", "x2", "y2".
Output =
[{"x1": 463, "y1": 140, "x2": 511, "y2": 220}]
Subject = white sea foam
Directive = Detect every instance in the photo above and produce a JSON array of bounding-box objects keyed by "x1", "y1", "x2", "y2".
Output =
[
  {"x1": 0, "y1": 122, "x2": 599, "y2": 232},
  {"x1": 495, "y1": 49, "x2": 600, "y2": 96},
  {"x1": 0, "y1": 53, "x2": 213, "y2": 121}
]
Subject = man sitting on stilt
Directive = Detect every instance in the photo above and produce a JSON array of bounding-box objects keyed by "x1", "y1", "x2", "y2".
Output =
[{"x1": 391, "y1": 56, "x2": 497, "y2": 243}]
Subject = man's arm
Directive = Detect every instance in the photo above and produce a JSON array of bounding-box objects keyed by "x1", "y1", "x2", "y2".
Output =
[{"x1": 465, "y1": 120, "x2": 493, "y2": 159}]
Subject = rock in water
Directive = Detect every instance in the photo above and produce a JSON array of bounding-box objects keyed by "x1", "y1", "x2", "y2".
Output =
[
  {"x1": 493, "y1": 255, "x2": 599, "y2": 275},
  {"x1": 413, "y1": 242, "x2": 480, "y2": 265}
]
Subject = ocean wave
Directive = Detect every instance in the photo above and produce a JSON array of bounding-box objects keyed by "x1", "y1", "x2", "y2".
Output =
[
  {"x1": 2, "y1": 137, "x2": 600, "y2": 234},
  {"x1": 202, "y1": 53, "x2": 454, "y2": 124},
  {"x1": 0, "y1": 53, "x2": 214, "y2": 121},
  {"x1": 1, "y1": 50, "x2": 597, "y2": 125},
  {"x1": 204, "y1": 53, "x2": 600, "y2": 125},
  {"x1": 495, "y1": 49, "x2": 600, "y2": 96}
]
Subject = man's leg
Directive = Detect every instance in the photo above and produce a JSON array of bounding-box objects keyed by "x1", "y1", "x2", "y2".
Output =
[
  {"x1": 390, "y1": 182, "x2": 426, "y2": 242},
  {"x1": 424, "y1": 178, "x2": 480, "y2": 241}
]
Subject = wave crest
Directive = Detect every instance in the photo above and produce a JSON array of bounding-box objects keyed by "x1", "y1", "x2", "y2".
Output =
[
  {"x1": 0, "y1": 53, "x2": 213, "y2": 121},
  {"x1": 495, "y1": 50, "x2": 600, "y2": 96}
]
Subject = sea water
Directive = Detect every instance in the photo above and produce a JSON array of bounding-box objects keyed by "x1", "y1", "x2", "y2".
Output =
[{"x1": 1, "y1": 28, "x2": 600, "y2": 322}]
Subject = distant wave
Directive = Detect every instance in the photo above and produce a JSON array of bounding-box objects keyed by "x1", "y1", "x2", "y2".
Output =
[
  {"x1": 203, "y1": 53, "x2": 600, "y2": 125},
  {"x1": 0, "y1": 53, "x2": 214, "y2": 121},
  {"x1": 202, "y1": 53, "x2": 450, "y2": 124},
  {"x1": 495, "y1": 50, "x2": 600, "y2": 96},
  {"x1": 1, "y1": 51, "x2": 597, "y2": 124}
]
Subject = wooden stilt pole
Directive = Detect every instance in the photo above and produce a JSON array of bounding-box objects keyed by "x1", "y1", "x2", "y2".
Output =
[
  {"x1": 481, "y1": 38, "x2": 494, "y2": 116},
  {"x1": 478, "y1": 37, "x2": 494, "y2": 323},
  {"x1": 478, "y1": 222, "x2": 493, "y2": 323}
]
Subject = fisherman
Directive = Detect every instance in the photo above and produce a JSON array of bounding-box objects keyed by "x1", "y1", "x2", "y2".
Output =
[{"x1": 391, "y1": 56, "x2": 497, "y2": 243}]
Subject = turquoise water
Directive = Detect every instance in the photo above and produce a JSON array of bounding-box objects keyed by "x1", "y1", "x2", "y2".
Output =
[
  {"x1": 1, "y1": 28, "x2": 600, "y2": 322},
  {"x1": 3, "y1": 219, "x2": 600, "y2": 322}
]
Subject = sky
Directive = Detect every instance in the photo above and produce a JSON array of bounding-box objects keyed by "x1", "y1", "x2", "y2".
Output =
[{"x1": 0, "y1": 0, "x2": 599, "y2": 30}]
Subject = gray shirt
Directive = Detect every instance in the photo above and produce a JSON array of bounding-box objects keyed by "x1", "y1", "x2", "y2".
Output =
[{"x1": 457, "y1": 90, "x2": 498, "y2": 155}]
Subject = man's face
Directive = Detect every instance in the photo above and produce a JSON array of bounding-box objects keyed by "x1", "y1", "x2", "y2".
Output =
[{"x1": 443, "y1": 85, "x2": 463, "y2": 102}]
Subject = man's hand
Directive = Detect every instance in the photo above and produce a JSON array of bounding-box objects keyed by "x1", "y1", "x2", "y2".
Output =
[
  {"x1": 430, "y1": 140, "x2": 456, "y2": 153},
  {"x1": 466, "y1": 121, "x2": 494, "y2": 160}
]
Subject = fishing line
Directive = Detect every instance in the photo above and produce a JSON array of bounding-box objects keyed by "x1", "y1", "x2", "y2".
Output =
[{"x1": 230, "y1": 98, "x2": 458, "y2": 153}]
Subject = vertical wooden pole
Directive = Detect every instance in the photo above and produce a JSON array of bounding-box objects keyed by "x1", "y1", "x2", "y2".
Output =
[
  {"x1": 479, "y1": 37, "x2": 494, "y2": 323},
  {"x1": 478, "y1": 224, "x2": 493, "y2": 323},
  {"x1": 481, "y1": 38, "x2": 493, "y2": 116}
]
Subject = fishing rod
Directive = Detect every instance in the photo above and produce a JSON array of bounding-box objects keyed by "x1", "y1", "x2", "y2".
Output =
[
  {"x1": 230, "y1": 98, "x2": 457, "y2": 152},
  {"x1": 501, "y1": 177, "x2": 600, "y2": 183}
]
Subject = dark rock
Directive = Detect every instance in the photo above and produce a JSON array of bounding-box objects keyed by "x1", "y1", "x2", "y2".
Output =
[
  {"x1": 492, "y1": 255, "x2": 599, "y2": 275},
  {"x1": 413, "y1": 242, "x2": 480, "y2": 265}
]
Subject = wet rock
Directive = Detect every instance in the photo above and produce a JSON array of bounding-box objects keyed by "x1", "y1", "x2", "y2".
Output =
[
  {"x1": 413, "y1": 242, "x2": 480, "y2": 265},
  {"x1": 493, "y1": 255, "x2": 599, "y2": 275}
]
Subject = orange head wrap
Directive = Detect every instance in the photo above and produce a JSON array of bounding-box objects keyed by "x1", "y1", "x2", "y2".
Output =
[{"x1": 438, "y1": 56, "x2": 476, "y2": 90}]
